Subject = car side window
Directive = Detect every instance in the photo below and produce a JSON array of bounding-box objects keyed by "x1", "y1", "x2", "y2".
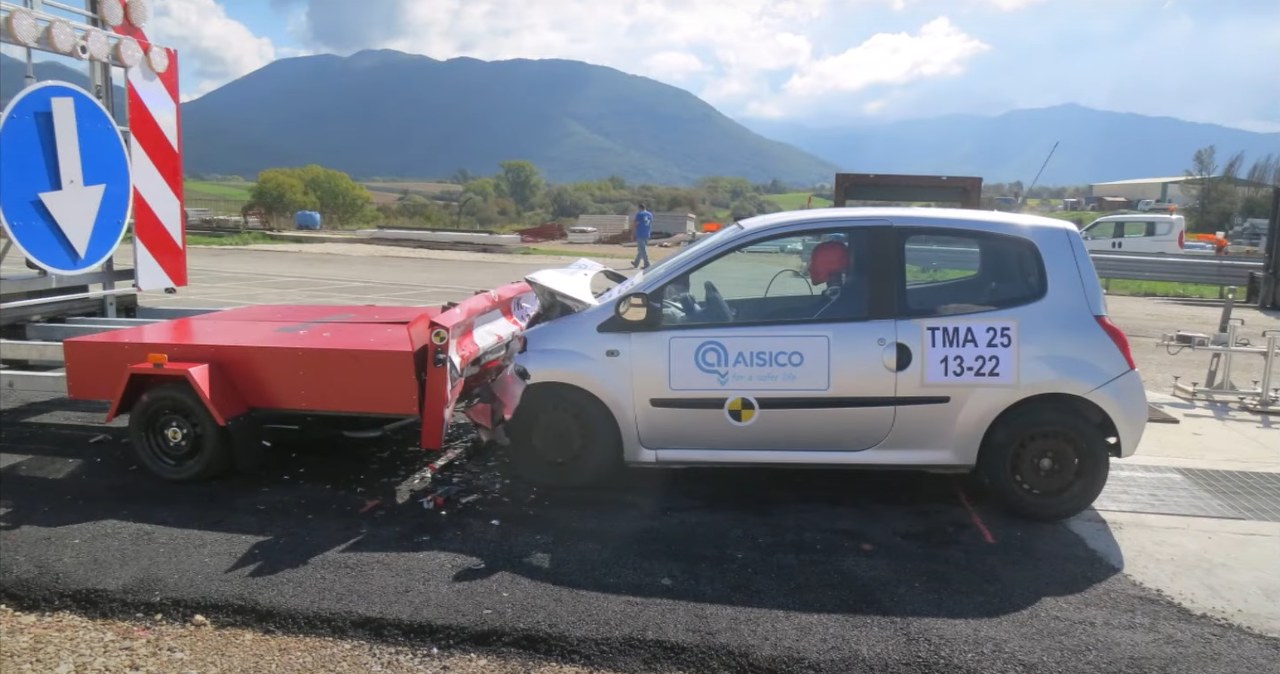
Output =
[
  {"x1": 899, "y1": 231, "x2": 1046, "y2": 317},
  {"x1": 654, "y1": 228, "x2": 872, "y2": 327},
  {"x1": 1081, "y1": 221, "x2": 1115, "y2": 240},
  {"x1": 1122, "y1": 221, "x2": 1149, "y2": 238}
]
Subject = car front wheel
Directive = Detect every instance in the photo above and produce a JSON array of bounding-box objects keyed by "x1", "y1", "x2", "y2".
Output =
[
  {"x1": 505, "y1": 384, "x2": 624, "y2": 488},
  {"x1": 977, "y1": 404, "x2": 1111, "y2": 522}
]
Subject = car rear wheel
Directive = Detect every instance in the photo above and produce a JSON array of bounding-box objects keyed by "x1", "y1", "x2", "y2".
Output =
[
  {"x1": 128, "y1": 382, "x2": 233, "y2": 482},
  {"x1": 977, "y1": 404, "x2": 1110, "y2": 522},
  {"x1": 505, "y1": 384, "x2": 623, "y2": 487}
]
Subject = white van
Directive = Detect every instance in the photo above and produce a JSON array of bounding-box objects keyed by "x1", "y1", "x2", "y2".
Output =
[{"x1": 1079, "y1": 213, "x2": 1186, "y2": 254}]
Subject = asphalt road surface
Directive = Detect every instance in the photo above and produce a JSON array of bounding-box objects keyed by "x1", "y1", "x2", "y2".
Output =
[
  {"x1": 3, "y1": 245, "x2": 1280, "y2": 672},
  {"x1": 3, "y1": 391, "x2": 1280, "y2": 674}
]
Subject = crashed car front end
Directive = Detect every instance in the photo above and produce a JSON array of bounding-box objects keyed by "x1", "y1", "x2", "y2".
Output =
[{"x1": 450, "y1": 258, "x2": 630, "y2": 445}]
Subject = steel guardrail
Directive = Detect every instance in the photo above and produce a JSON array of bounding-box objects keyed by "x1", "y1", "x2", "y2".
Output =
[{"x1": 904, "y1": 244, "x2": 1264, "y2": 287}]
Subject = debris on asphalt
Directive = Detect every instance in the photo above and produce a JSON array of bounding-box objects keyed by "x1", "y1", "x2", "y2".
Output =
[{"x1": 88, "y1": 433, "x2": 110, "y2": 444}]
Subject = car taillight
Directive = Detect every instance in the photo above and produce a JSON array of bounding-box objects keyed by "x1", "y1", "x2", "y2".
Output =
[
  {"x1": 1177, "y1": 230, "x2": 1184, "y2": 249},
  {"x1": 1096, "y1": 315, "x2": 1136, "y2": 371}
]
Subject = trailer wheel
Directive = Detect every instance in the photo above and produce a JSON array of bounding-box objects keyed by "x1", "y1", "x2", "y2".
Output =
[
  {"x1": 506, "y1": 384, "x2": 623, "y2": 488},
  {"x1": 128, "y1": 382, "x2": 233, "y2": 481}
]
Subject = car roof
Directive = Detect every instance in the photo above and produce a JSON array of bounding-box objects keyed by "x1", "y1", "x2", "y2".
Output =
[{"x1": 734, "y1": 206, "x2": 1080, "y2": 235}]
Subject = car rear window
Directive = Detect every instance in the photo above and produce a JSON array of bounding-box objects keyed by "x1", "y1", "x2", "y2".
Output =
[{"x1": 900, "y1": 231, "x2": 1047, "y2": 317}]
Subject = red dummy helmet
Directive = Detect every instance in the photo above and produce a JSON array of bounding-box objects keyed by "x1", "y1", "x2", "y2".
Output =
[{"x1": 808, "y1": 240, "x2": 849, "y2": 285}]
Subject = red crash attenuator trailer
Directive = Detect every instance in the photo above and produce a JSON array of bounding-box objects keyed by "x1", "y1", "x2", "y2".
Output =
[{"x1": 62, "y1": 282, "x2": 537, "y2": 481}]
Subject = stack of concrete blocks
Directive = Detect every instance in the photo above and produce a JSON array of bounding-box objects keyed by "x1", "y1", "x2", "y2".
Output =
[
  {"x1": 573, "y1": 214, "x2": 631, "y2": 244},
  {"x1": 651, "y1": 212, "x2": 696, "y2": 237}
]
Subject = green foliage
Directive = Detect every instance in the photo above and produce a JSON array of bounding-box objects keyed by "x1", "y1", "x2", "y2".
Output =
[
  {"x1": 247, "y1": 165, "x2": 374, "y2": 229},
  {"x1": 185, "y1": 180, "x2": 255, "y2": 201},
  {"x1": 496, "y1": 161, "x2": 545, "y2": 214},
  {"x1": 248, "y1": 170, "x2": 317, "y2": 229}
]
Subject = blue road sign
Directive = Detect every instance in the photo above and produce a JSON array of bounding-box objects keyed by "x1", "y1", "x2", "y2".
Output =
[{"x1": 0, "y1": 80, "x2": 132, "y2": 275}]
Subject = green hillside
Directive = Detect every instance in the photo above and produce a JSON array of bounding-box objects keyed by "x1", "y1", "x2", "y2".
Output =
[{"x1": 178, "y1": 49, "x2": 839, "y2": 186}]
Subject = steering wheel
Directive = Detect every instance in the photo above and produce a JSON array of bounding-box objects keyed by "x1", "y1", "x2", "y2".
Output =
[{"x1": 703, "y1": 281, "x2": 733, "y2": 322}]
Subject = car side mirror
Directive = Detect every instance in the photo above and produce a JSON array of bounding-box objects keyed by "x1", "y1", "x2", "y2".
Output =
[{"x1": 616, "y1": 293, "x2": 651, "y2": 323}]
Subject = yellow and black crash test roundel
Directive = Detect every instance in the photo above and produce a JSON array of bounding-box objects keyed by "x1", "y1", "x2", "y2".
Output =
[
  {"x1": 430, "y1": 328, "x2": 449, "y2": 345},
  {"x1": 724, "y1": 396, "x2": 759, "y2": 426}
]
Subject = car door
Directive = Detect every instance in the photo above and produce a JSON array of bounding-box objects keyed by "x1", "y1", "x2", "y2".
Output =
[
  {"x1": 891, "y1": 226, "x2": 1049, "y2": 439},
  {"x1": 1080, "y1": 219, "x2": 1117, "y2": 251},
  {"x1": 628, "y1": 222, "x2": 901, "y2": 454}
]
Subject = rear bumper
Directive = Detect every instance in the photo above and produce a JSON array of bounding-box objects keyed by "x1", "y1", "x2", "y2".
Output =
[{"x1": 1085, "y1": 369, "x2": 1148, "y2": 458}]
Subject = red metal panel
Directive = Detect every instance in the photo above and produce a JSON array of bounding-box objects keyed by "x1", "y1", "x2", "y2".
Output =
[
  {"x1": 420, "y1": 282, "x2": 534, "y2": 449},
  {"x1": 190, "y1": 305, "x2": 438, "y2": 324},
  {"x1": 105, "y1": 362, "x2": 249, "y2": 425},
  {"x1": 65, "y1": 317, "x2": 423, "y2": 417}
]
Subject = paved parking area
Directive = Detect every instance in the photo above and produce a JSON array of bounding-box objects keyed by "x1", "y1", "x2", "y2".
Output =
[{"x1": 3, "y1": 241, "x2": 1279, "y2": 672}]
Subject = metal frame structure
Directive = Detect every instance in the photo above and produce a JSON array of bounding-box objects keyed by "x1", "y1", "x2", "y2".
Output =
[
  {"x1": 832, "y1": 173, "x2": 984, "y2": 209},
  {"x1": 1158, "y1": 289, "x2": 1279, "y2": 414},
  {"x1": 1260, "y1": 187, "x2": 1280, "y2": 309},
  {"x1": 1, "y1": 0, "x2": 182, "y2": 325}
]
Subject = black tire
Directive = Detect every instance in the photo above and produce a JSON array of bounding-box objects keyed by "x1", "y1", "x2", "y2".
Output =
[
  {"x1": 505, "y1": 384, "x2": 624, "y2": 488},
  {"x1": 976, "y1": 404, "x2": 1111, "y2": 522},
  {"x1": 128, "y1": 382, "x2": 233, "y2": 481}
]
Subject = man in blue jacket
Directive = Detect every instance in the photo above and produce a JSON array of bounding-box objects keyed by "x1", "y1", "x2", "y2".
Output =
[{"x1": 632, "y1": 203, "x2": 654, "y2": 269}]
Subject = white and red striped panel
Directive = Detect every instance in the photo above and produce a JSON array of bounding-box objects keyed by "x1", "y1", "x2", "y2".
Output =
[{"x1": 111, "y1": 19, "x2": 187, "y2": 291}]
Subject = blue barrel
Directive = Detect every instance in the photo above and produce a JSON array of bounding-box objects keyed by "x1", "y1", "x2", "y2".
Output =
[{"x1": 294, "y1": 210, "x2": 322, "y2": 230}]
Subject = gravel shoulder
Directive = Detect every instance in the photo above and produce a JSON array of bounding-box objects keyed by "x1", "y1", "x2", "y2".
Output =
[{"x1": 0, "y1": 605, "x2": 637, "y2": 674}]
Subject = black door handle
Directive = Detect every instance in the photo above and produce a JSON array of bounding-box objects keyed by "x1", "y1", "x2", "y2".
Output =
[{"x1": 895, "y1": 342, "x2": 912, "y2": 372}]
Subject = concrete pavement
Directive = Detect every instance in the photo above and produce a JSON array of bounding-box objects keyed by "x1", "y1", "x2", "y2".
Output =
[{"x1": 1071, "y1": 391, "x2": 1280, "y2": 639}]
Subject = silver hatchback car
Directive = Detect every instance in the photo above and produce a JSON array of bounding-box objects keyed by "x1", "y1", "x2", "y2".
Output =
[{"x1": 504, "y1": 207, "x2": 1148, "y2": 521}]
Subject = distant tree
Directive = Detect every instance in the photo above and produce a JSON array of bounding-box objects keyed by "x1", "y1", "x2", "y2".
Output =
[
  {"x1": 729, "y1": 199, "x2": 758, "y2": 221},
  {"x1": 292, "y1": 164, "x2": 375, "y2": 226},
  {"x1": 247, "y1": 169, "x2": 316, "y2": 230},
  {"x1": 463, "y1": 177, "x2": 498, "y2": 202},
  {"x1": 548, "y1": 185, "x2": 591, "y2": 219},
  {"x1": 496, "y1": 160, "x2": 545, "y2": 214},
  {"x1": 1184, "y1": 145, "x2": 1241, "y2": 233}
]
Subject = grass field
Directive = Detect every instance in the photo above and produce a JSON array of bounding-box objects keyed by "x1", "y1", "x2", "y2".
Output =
[
  {"x1": 362, "y1": 181, "x2": 462, "y2": 196},
  {"x1": 185, "y1": 232, "x2": 279, "y2": 246},
  {"x1": 184, "y1": 180, "x2": 254, "y2": 201},
  {"x1": 764, "y1": 192, "x2": 833, "y2": 210}
]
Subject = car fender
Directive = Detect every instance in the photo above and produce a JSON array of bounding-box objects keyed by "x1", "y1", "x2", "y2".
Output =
[
  {"x1": 943, "y1": 378, "x2": 1099, "y2": 465},
  {"x1": 514, "y1": 346, "x2": 650, "y2": 462}
]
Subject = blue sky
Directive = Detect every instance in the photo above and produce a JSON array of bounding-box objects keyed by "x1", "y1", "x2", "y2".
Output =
[{"x1": 84, "y1": 0, "x2": 1280, "y2": 131}]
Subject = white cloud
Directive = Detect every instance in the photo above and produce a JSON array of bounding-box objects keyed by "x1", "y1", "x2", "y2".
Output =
[
  {"x1": 278, "y1": 0, "x2": 988, "y2": 119},
  {"x1": 149, "y1": 0, "x2": 276, "y2": 100},
  {"x1": 980, "y1": 0, "x2": 1046, "y2": 10},
  {"x1": 783, "y1": 17, "x2": 990, "y2": 97},
  {"x1": 643, "y1": 51, "x2": 710, "y2": 82}
]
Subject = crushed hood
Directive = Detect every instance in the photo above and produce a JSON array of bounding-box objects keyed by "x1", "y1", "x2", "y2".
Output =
[{"x1": 523, "y1": 258, "x2": 636, "y2": 317}]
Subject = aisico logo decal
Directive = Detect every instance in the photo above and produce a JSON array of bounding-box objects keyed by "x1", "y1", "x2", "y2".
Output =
[{"x1": 724, "y1": 396, "x2": 759, "y2": 426}]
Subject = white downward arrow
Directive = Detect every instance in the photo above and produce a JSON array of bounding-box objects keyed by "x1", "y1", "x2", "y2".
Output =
[{"x1": 38, "y1": 97, "x2": 106, "y2": 260}]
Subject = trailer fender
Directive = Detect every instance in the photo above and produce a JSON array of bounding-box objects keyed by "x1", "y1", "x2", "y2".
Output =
[{"x1": 106, "y1": 361, "x2": 249, "y2": 426}]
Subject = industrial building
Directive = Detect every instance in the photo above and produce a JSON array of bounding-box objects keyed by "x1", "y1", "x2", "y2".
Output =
[{"x1": 1089, "y1": 175, "x2": 1269, "y2": 208}]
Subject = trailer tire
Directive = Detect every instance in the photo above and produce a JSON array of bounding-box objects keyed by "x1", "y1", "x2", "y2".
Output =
[
  {"x1": 506, "y1": 384, "x2": 623, "y2": 488},
  {"x1": 128, "y1": 382, "x2": 233, "y2": 481}
]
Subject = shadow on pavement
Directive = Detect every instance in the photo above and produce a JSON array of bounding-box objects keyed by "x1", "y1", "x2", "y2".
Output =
[{"x1": 0, "y1": 394, "x2": 1122, "y2": 622}]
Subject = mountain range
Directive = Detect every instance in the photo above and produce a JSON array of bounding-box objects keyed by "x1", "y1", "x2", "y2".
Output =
[
  {"x1": 4, "y1": 50, "x2": 1278, "y2": 186},
  {"x1": 175, "y1": 49, "x2": 838, "y2": 186},
  {"x1": 746, "y1": 106, "x2": 1280, "y2": 185}
]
